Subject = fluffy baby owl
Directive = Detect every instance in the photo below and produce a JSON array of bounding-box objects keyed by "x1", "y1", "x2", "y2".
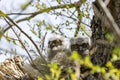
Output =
[
  {"x1": 70, "y1": 37, "x2": 91, "y2": 57},
  {"x1": 47, "y1": 35, "x2": 71, "y2": 66}
]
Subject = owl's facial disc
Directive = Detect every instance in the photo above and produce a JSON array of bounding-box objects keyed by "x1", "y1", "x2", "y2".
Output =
[
  {"x1": 71, "y1": 43, "x2": 90, "y2": 55},
  {"x1": 48, "y1": 39, "x2": 63, "y2": 49}
]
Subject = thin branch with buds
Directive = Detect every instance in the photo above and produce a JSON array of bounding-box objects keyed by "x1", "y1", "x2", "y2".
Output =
[
  {"x1": 3, "y1": 0, "x2": 82, "y2": 34},
  {"x1": 4, "y1": 18, "x2": 34, "y2": 64},
  {"x1": 0, "y1": 11, "x2": 47, "y2": 64}
]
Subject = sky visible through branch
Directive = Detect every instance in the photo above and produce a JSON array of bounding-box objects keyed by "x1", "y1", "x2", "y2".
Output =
[{"x1": 0, "y1": 0, "x2": 94, "y2": 62}]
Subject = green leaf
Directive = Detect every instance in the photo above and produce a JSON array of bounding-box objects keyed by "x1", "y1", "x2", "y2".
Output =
[
  {"x1": 42, "y1": 3, "x2": 46, "y2": 8},
  {"x1": 112, "y1": 47, "x2": 120, "y2": 57},
  {"x1": 106, "y1": 61, "x2": 114, "y2": 69},
  {"x1": 36, "y1": 2, "x2": 40, "y2": 9},
  {"x1": 5, "y1": 35, "x2": 11, "y2": 42},
  {"x1": 80, "y1": 24, "x2": 85, "y2": 31},
  {"x1": 68, "y1": 68, "x2": 76, "y2": 80},
  {"x1": 46, "y1": 24, "x2": 52, "y2": 30},
  {"x1": 111, "y1": 54, "x2": 118, "y2": 61},
  {"x1": 84, "y1": 56, "x2": 93, "y2": 67},
  {"x1": 38, "y1": 77, "x2": 43, "y2": 80},
  {"x1": 21, "y1": 1, "x2": 31, "y2": 9},
  {"x1": 48, "y1": 63, "x2": 61, "y2": 80},
  {"x1": 0, "y1": 11, "x2": 7, "y2": 17},
  {"x1": 81, "y1": 0, "x2": 86, "y2": 3},
  {"x1": 56, "y1": 0, "x2": 61, "y2": 4},
  {"x1": 0, "y1": 31, "x2": 4, "y2": 39},
  {"x1": 66, "y1": 5, "x2": 70, "y2": 9},
  {"x1": 29, "y1": 49, "x2": 36, "y2": 53},
  {"x1": 84, "y1": 13, "x2": 89, "y2": 18},
  {"x1": 38, "y1": 31, "x2": 41, "y2": 38},
  {"x1": 31, "y1": 29, "x2": 37, "y2": 35},
  {"x1": 13, "y1": 40, "x2": 16, "y2": 45},
  {"x1": 69, "y1": 51, "x2": 81, "y2": 62},
  {"x1": 105, "y1": 33, "x2": 114, "y2": 42},
  {"x1": 37, "y1": 20, "x2": 45, "y2": 26}
]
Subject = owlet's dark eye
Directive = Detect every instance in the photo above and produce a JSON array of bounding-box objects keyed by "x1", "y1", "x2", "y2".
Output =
[
  {"x1": 71, "y1": 44, "x2": 79, "y2": 50},
  {"x1": 81, "y1": 43, "x2": 88, "y2": 48},
  {"x1": 58, "y1": 40, "x2": 62, "y2": 45}
]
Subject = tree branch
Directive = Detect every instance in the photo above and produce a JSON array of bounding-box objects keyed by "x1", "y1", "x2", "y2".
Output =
[
  {"x1": 4, "y1": 18, "x2": 34, "y2": 63},
  {"x1": 0, "y1": 11, "x2": 47, "y2": 64},
  {"x1": 97, "y1": 0, "x2": 120, "y2": 40},
  {"x1": 7, "y1": 13, "x2": 34, "y2": 15},
  {"x1": 3, "y1": 1, "x2": 82, "y2": 33}
]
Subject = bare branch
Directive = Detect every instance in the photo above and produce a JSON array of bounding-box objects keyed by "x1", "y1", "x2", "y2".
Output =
[
  {"x1": 4, "y1": 18, "x2": 34, "y2": 63},
  {"x1": 104, "y1": 0, "x2": 110, "y2": 6},
  {"x1": 41, "y1": 32, "x2": 47, "y2": 52},
  {"x1": 7, "y1": 13, "x2": 34, "y2": 15},
  {"x1": 97, "y1": 0, "x2": 120, "y2": 40},
  {"x1": 3, "y1": 0, "x2": 82, "y2": 33},
  {"x1": 0, "y1": 11, "x2": 47, "y2": 64},
  {"x1": 74, "y1": 2, "x2": 82, "y2": 37}
]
